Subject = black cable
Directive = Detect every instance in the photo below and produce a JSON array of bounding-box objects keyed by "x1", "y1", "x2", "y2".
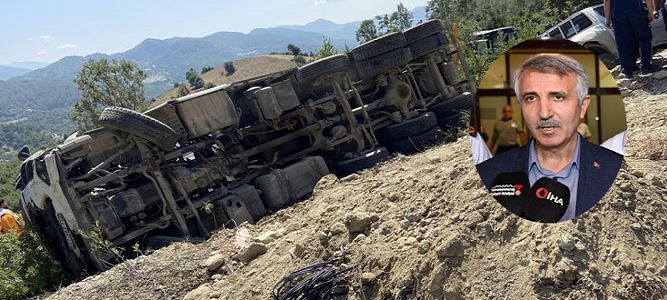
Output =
[{"x1": 273, "y1": 254, "x2": 353, "y2": 300}]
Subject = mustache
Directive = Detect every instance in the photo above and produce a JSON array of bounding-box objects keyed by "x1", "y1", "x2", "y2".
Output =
[{"x1": 536, "y1": 119, "x2": 561, "y2": 128}]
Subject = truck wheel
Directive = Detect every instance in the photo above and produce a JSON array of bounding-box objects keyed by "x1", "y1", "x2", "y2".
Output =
[
  {"x1": 377, "y1": 111, "x2": 438, "y2": 143},
  {"x1": 356, "y1": 47, "x2": 413, "y2": 79},
  {"x1": 335, "y1": 147, "x2": 390, "y2": 177},
  {"x1": 438, "y1": 111, "x2": 468, "y2": 131},
  {"x1": 428, "y1": 92, "x2": 473, "y2": 119},
  {"x1": 42, "y1": 201, "x2": 86, "y2": 277},
  {"x1": 99, "y1": 106, "x2": 178, "y2": 151},
  {"x1": 404, "y1": 20, "x2": 444, "y2": 44},
  {"x1": 351, "y1": 32, "x2": 407, "y2": 62},
  {"x1": 409, "y1": 33, "x2": 449, "y2": 59},
  {"x1": 298, "y1": 54, "x2": 351, "y2": 82},
  {"x1": 390, "y1": 127, "x2": 445, "y2": 155}
]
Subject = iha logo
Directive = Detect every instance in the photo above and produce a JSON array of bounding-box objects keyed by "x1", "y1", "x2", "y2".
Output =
[{"x1": 535, "y1": 187, "x2": 564, "y2": 206}]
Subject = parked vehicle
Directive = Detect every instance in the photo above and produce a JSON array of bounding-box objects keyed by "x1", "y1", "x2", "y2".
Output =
[
  {"x1": 16, "y1": 20, "x2": 475, "y2": 276},
  {"x1": 472, "y1": 26, "x2": 516, "y2": 54},
  {"x1": 540, "y1": 4, "x2": 667, "y2": 69}
]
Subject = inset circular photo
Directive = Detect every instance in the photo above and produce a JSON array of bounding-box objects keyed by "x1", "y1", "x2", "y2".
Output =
[{"x1": 470, "y1": 39, "x2": 625, "y2": 223}]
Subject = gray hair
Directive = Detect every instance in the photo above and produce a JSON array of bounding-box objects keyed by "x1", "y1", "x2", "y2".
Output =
[{"x1": 512, "y1": 54, "x2": 589, "y2": 105}]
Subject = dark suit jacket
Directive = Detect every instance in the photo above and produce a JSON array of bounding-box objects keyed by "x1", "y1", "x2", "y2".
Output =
[{"x1": 477, "y1": 138, "x2": 623, "y2": 217}]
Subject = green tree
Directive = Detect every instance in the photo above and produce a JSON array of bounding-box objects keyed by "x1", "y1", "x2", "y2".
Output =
[
  {"x1": 70, "y1": 59, "x2": 147, "y2": 131},
  {"x1": 376, "y1": 3, "x2": 413, "y2": 33},
  {"x1": 317, "y1": 37, "x2": 337, "y2": 59},
  {"x1": 287, "y1": 44, "x2": 301, "y2": 56},
  {"x1": 185, "y1": 68, "x2": 205, "y2": 89},
  {"x1": 223, "y1": 62, "x2": 236, "y2": 76},
  {"x1": 356, "y1": 19, "x2": 378, "y2": 43}
]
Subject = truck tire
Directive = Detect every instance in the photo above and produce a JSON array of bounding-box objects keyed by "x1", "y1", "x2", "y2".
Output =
[
  {"x1": 42, "y1": 201, "x2": 86, "y2": 277},
  {"x1": 298, "y1": 54, "x2": 351, "y2": 82},
  {"x1": 584, "y1": 44, "x2": 618, "y2": 70},
  {"x1": 377, "y1": 111, "x2": 438, "y2": 143},
  {"x1": 404, "y1": 19, "x2": 444, "y2": 44},
  {"x1": 438, "y1": 111, "x2": 468, "y2": 131},
  {"x1": 356, "y1": 47, "x2": 412, "y2": 79},
  {"x1": 99, "y1": 106, "x2": 178, "y2": 151},
  {"x1": 409, "y1": 33, "x2": 449, "y2": 59},
  {"x1": 390, "y1": 127, "x2": 446, "y2": 155},
  {"x1": 334, "y1": 147, "x2": 390, "y2": 177},
  {"x1": 351, "y1": 32, "x2": 407, "y2": 62},
  {"x1": 428, "y1": 92, "x2": 473, "y2": 119}
]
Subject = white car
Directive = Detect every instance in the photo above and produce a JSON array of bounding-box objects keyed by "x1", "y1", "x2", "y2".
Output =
[{"x1": 540, "y1": 4, "x2": 667, "y2": 69}]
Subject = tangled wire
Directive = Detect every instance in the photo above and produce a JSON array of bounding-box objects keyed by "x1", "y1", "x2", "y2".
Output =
[{"x1": 272, "y1": 250, "x2": 353, "y2": 300}]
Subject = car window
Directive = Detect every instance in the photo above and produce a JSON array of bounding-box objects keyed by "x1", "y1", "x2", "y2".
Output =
[
  {"x1": 560, "y1": 21, "x2": 576, "y2": 38},
  {"x1": 548, "y1": 28, "x2": 563, "y2": 38},
  {"x1": 572, "y1": 14, "x2": 593, "y2": 32}
]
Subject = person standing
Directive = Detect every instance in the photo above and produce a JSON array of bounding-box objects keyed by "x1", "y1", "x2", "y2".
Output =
[
  {"x1": 604, "y1": 0, "x2": 660, "y2": 77},
  {"x1": 0, "y1": 199, "x2": 22, "y2": 234},
  {"x1": 489, "y1": 105, "x2": 524, "y2": 155}
]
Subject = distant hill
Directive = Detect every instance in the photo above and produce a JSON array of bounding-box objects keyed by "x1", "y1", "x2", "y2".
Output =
[
  {"x1": 0, "y1": 5, "x2": 430, "y2": 156},
  {"x1": 277, "y1": 19, "x2": 362, "y2": 40},
  {"x1": 5, "y1": 61, "x2": 48, "y2": 70},
  {"x1": 0, "y1": 65, "x2": 31, "y2": 80}
]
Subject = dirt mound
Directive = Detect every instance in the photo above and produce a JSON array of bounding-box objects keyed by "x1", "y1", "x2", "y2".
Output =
[{"x1": 46, "y1": 53, "x2": 667, "y2": 300}]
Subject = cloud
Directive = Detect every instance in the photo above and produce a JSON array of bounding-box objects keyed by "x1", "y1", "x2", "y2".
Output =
[
  {"x1": 40, "y1": 35, "x2": 55, "y2": 40},
  {"x1": 27, "y1": 37, "x2": 33, "y2": 41},
  {"x1": 37, "y1": 51, "x2": 48, "y2": 55},
  {"x1": 57, "y1": 43, "x2": 77, "y2": 49},
  {"x1": 313, "y1": 0, "x2": 327, "y2": 5}
]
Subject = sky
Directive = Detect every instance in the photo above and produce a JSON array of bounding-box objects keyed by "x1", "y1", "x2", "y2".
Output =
[{"x1": 1, "y1": 0, "x2": 429, "y2": 65}]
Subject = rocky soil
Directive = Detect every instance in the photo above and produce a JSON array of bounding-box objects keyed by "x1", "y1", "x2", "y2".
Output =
[{"x1": 45, "y1": 52, "x2": 667, "y2": 300}]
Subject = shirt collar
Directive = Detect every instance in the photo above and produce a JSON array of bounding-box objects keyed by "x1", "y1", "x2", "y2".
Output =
[{"x1": 528, "y1": 134, "x2": 581, "y2": 177}]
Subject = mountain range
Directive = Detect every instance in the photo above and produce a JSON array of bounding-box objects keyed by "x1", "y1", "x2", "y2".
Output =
[{"x1": 0, "y1": 5, "x2": 427, "y2": 157}]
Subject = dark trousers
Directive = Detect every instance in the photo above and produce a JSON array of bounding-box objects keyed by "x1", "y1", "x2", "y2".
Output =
[
  {"x1": 663, "y1": 7, "x2": 667, "y2": 31},
  {"x1": 612, "y1": 11, "x2": 653, "y2": 73}
]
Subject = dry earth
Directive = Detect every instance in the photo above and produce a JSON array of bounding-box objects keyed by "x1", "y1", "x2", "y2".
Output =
[
  {"x1": 156, "y1": 55, "x2": 305, "y2": 103},
  {"x1": 45, "y1": 51, "x2": 667, "y2": 300}
]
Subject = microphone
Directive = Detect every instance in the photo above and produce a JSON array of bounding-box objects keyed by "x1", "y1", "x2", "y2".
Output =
[
  {"x1": 525, "y1": 177, "x2": 570, "y2": 223},
  {"x1": 490, "y1": 172, "x2": 530, "y2": 218}
]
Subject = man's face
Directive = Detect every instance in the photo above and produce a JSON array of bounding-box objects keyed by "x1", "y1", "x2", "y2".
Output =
[{"x1": 517, "y1": 70, "x2": 590, "y2": 151}]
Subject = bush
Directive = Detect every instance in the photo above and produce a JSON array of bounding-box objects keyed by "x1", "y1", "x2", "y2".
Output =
[
  {"x1": 174, "y1": 84, "x2": 189, "y2": 98},
  {"x1": 293, "y1": 55, "x2": 306, "y2": 66},
  {"x1": 185, "y1": 69, "x2": 204, "y2": 90},
  {"x1": 201, "y1": 66, "x2": 214, "y2": 74},
  {"x1": 223, "y1": 62, "x2": 236, "y2": 76},
  {"x1": 0, "y1": 230, "x2": 65, "y2": 300},
  {"x1": 204, "y1": 82, "x2": 215, "y2": 89}
]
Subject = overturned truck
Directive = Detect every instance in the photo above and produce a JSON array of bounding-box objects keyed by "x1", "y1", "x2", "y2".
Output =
[{"x1": 16, "y1": 20, "x2": 475, "y2": 274}]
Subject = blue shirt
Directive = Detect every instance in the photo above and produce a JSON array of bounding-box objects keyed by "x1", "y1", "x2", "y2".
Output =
[{"x1": 528, "y1": 135, "x2": 581, "y2": 222}]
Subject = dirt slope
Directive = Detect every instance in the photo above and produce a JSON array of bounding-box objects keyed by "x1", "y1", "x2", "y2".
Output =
[{"x1": 46, "y1": 52, "x2": 667, "y2": 300}]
